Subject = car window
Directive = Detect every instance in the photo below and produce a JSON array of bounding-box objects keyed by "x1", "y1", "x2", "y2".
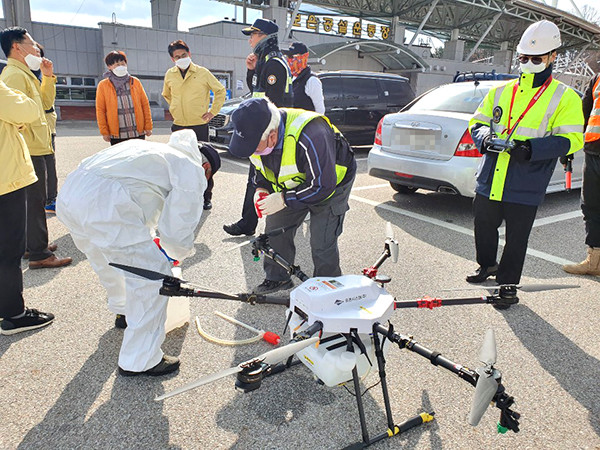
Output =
[
  {"x1": 320, "y1": 76, "x2": 341, "y2": 102},
  {"x1": 409, "y1": 82, "x2": 492, "y2": 114},
  {"x1": 342, "y1": 77, "x2": 379, "y2": 101},
  {"x1": 379, "y1": 79, "x2": 414, "y2": 107}
]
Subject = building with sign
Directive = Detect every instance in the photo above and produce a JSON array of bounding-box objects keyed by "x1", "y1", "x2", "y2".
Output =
[{"x1": 1, "y1": 0, "x2": 598, "y2": 120}]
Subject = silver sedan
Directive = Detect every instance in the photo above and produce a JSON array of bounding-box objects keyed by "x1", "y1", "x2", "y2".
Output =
[{"x1": 367, "y1": 80, "x2": 582, "y2": 197}]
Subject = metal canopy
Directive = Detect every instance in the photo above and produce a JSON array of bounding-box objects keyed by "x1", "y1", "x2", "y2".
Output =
[
  {"x1": 218, "y1": 0, "x2": 600, "y2": 52},
  {"x1": 308, "y1": 40, "x2": 430, "y2": 72},
  {"x1": 299, "y1": 0, "x2": 600, "y2": 51}
]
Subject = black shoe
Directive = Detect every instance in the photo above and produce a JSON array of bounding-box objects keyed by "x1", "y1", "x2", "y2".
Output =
[
  {"x1": 115, "y1": 314, "x2": 127, "y2": 329},
  {"x1": 1, "y1": 308, "x2": 55, "y2": 335},
  {"x1": 118, "y1": 355, "x2": 180, "y2": 377},
  {"x1": 203, "y1": 201, "x2": 212, "y2": 210},
  {"x1": 493, "y1": 285, "x2": 519, "y2": 310},
  {"x1": 223, "y1": 222, "x2": 255, "y2": 237},
  {"x1": 466, "y1": 264, "x2": 498, "y2": 284},
  {"x1": 252, "y1": 279, "x2": 293, "y2": 294}
]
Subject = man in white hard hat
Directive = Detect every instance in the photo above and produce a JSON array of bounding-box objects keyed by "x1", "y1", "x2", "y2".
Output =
[{"x1": 466, "y1": 20, "x2": 584, "y2": 296}]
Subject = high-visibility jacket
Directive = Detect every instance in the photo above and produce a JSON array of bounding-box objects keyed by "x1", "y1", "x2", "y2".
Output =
[
  {"x1": 249, "y1": 109, "x2": 348, "y2": 194},
  {"x1": 251, "y1": 53, "x2": 293, "y2": 106},
  {"x1": 469, "y1": 71, "x2": 584, "y2": 205},
  {"x1": 585, "y1": 75, "x2": 600, "y2": 142}
]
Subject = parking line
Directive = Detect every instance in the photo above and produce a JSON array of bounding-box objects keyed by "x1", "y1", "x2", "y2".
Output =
[
  {"x1": 352, "y1": 184, "x2": 389, "y2": 191},
  {"x1": 531, "y1": 210, "x2": 582, "y2": 228},
  {"x1": 349, "y1": 194, "x2": 576, "y2": 266}
]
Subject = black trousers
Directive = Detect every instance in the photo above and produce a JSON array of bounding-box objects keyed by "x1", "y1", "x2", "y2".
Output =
[
  {"x1": 171, "y1": 123, "x2": 213, "y2": 203},
  {"x1": 0, "y1": 188, "x2": 27, "y2": 318},
  {"x1": 234, "y1": 165, "x2": 259, "y2": 233},
  {"x1": 44, "y1": 134, "x2": 57, "y2": 203},
  {"x1": 27, "y1": 156, "x2": 53, "y2": 262},
  {"x1": 473, "y1": 194, "x2": 538, "y2": 285},
  {"x1": 581, "y1": 152, "x2": 600, "y2": 247},
  {"x1": 110, "y1": 135, "x2": 145, "y2": 146}
]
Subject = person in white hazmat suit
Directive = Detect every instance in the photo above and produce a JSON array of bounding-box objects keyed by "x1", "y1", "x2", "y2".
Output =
[{"x1": 56, "y1": 130, "x2": 208, "y2": 376}]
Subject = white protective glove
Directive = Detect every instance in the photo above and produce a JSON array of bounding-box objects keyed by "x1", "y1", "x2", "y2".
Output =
[
  {"x1": 257, "y1": 192, "x2": 286, "y2": 216},
  {"x1": 253, "y1": 188, "x2": 270, "y2": 217}
]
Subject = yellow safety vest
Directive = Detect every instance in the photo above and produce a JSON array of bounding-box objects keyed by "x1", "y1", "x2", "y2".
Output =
[
  {"x1": 469, "y1": 74, "x2": 583, "y2": 201},
  {"x1": 249, "y1": 109, "x2": 348, "y2": 193}
]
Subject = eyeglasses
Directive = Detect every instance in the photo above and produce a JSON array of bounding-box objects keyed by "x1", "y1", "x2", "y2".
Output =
[{"x1": 517, "y1": 55, "x2": 545, "y2": 64}]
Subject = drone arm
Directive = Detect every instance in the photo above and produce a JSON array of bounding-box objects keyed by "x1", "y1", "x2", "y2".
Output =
[
  {"x1": 373, "y1": 323, "x2": 477, "y2": 386},
  {"x1": 362, "y1": 245, "x2": 392, "y2": 279},
  {"x1": 394, "y1": 296, "x2": 493, "y2": 310},
  {"x1": 252, "y1": 236, "x2": 309, "y2": 282}
]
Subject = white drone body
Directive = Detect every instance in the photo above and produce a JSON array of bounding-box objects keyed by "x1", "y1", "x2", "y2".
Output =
[{"x1": 288, "y1": 274, "x2": 395, "y2": 387}]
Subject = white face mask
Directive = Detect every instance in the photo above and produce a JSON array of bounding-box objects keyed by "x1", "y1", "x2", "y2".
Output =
[
  {"x1": 175, "y1": 57, "x2": 191, "y2": 70},
  {"x1": 111, "y1": 65, "x2": 128, "y2": 77},
  {"x1": 520, "y1": 60, "x2": 546, "y2": 74},
  {"x1": 24, "y1": 53, "x2": 42, "y2": 71}
]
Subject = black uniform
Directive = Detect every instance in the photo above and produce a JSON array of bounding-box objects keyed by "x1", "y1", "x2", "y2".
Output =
[
  {"x1": 292, "y1": 67, "x2": 316, "y2": 111},
  {"x1": 229, "y1": 37, "x2": 293, "y2": 235}
]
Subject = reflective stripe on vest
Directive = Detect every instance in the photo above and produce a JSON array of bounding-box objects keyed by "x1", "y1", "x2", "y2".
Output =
[
  {"x1": 250, "y1": 109, "x2": 348, "y2": 193},
  {"x1": 489, "y1": 79, "x2": 566, "y2": 201},
  {"x1": 585, "y1": 76, "x2": 600, "y2": 142}
]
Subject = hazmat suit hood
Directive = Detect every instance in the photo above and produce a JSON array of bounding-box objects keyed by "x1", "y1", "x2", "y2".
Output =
[{"x1": 168, "y1": 129, "x2": 205, "y2": 167}]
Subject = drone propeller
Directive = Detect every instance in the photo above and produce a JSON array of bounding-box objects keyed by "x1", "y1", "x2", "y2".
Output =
[
  {"x1": 385, "y1": 222, "x2": 399, "y2": 263},
  {"x1": 155, "y1": 336, "x2": 320, "y2": 401},
  {"x1": 442, "y1": 283, "x2": 579, "y2": 294},
  {"x1": 468, "y1": 329, "x2": 499, "y2": 426},
  {"x1": 109, "y1": 262, "x2": 185, "y2": 282}
]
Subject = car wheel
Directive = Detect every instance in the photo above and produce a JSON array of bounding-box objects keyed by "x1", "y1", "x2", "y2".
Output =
[{"x1": 390, "y1": 183, "x2": 417, "y2": 194}]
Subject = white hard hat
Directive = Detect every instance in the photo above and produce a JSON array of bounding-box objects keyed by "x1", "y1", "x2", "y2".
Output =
[{"x1": 516, "y1": 20, "x2": 561, "y2": 55}]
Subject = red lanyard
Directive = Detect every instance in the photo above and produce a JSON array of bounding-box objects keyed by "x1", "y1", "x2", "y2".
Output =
[{"x1": 506, "y1": 76, "x2": 553, "y2": 136}]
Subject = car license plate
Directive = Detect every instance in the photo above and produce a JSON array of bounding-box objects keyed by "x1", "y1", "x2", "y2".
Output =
[{"x1": 209, "y1": 127, "x2": 216, "y2": 138}]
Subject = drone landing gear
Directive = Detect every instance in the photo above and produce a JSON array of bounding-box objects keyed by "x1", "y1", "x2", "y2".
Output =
[{"x1": 344, "y1": 329, "x2": 434, "y2": 449}]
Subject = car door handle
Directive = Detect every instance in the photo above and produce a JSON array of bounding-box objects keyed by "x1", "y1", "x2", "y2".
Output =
[
  {"x1": 330, "y1": 107, "x2": 344, "y2": 111},
  {"x1": 346, "y1": 107, "x2": 358, "y2": 111}
]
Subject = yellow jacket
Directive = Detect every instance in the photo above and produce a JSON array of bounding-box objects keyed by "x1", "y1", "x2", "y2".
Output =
[
  {"x1": 0, "y1": 80, "x2": 40, "y2": 195},
  {"x1": 162, "y1": 63, "x2": 226, "y2": 126},
  {"x1": 40, "y1": 76, "x2": 57, "y2": 134},
  {"x1": 0, "y1": 58, "x2": 54, "y2": 156}
]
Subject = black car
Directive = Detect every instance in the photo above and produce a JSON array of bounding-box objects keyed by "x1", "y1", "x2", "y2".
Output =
[{"x1": 208, "y1": 70, "x2": 415, "y2": 148}]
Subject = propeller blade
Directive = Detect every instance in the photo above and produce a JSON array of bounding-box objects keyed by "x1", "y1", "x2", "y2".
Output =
[
  {"x1": 442, "y1": 283, "x2": 579, "y2": 293},
  {"x1": 258, "y1": 336, "x2": 319, "y2": 366},
  {"x1": 517, "y1": 283, "x2": 579, "y2": 293},
  {"x1": 155, "y1": 366, "x2": 242, "y2": 401},
  {"x1": 109, "y1": 263, "x2": 181, "y2": 281},
  {"x1": 468, "y1": 367, "x2": 499, "y2": 426},
  {"x1": 386, "y1": 221, "x2": 394, "y2": 240},
  {"x1": 479, "y1": 329, "x2": 496, "y2": 366}
]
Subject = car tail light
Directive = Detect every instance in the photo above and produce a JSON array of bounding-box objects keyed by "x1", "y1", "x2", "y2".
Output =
[
  {"x1": 454, "y1": 129, "x2": 481, "y2": 157},
  {"x1": 374, "y1": 118, "x2": 383, "y2": 146}
]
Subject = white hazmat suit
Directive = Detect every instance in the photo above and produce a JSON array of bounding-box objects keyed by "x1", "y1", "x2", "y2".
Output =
[{"x1": 57, "y1": 130, "x2": 207, "y2": 372}]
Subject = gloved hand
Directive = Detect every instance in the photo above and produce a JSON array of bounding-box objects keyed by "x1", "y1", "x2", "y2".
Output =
[
  {"x1": 257, "y1": 192, "x2": 286, "y2": 216},
  {"x1": 480, "y1": 135, "x2": 491, "y2": 154},
  {"x1": 559, "y1": 154, "x2": 574, "y2": 165},
  {"x1": 253, "y1": 188, "x2": 269, "y2": 217},
  {"x1": 510, "y1": 140, "x2": 532, "y2": 162}
]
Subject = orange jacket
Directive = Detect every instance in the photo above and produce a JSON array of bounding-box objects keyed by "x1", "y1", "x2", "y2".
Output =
[
  {"x1": 585, "y1": 75, "x2": 600, "y2": 143},
  {"x1": 95, "y1": 76, "x2": 152, "y2": 137}
]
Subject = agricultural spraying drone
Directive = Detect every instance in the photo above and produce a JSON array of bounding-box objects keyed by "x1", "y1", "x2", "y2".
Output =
[{"x1": 111, "y1": 223, "x2": 578, "y2": 448}]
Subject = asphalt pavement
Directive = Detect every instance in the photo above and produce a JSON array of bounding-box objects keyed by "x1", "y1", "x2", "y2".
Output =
[{"x1": 2, "y1": 121, "x2": 599, "y2": 450}]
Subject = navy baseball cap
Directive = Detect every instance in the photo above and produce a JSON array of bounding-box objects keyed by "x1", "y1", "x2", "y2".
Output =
[
  {"x1": 199, "y1": 143, "x2": 221, "y2": 174},
  {"x1": 242, "y1": 18, "x2": 279, "y2": 36},
  {"x1": 228, "y1": 98, "x2": 272, "y2": 158},
  {"x1": 283, "y1": 42, "x2": 308, "y2": 56}
]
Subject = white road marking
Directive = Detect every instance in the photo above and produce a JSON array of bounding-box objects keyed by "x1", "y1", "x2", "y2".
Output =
[
  {"x1": 349, "y1": 194, "x2": 577, "y2": 266},
  {"x1": 352, "y1": 184, "x2": 389, "y2": 191}
]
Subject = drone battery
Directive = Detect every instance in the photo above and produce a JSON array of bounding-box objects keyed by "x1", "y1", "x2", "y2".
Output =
[{"x1": 288, "y1": 274, "x2": 394, "y2": 386}]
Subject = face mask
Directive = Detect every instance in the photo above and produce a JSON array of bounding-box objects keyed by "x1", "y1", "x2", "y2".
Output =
[
  {"x1": 520, "y1": 60, "x2": 546, "y2": 74},
  {"x1": 255, "y1": 145, "x2": 274, "y2": 156},
  {"x1": 111, "y1": 65, "x2": 128, "y2": 77},
  {"x1": 287, "y1": 53, "x2": 309, "y2": 78},
  {"x1": 175, "y1": 57, "x2": 191, "y2": 70},
  {"x1": 24, "y1": 53, "x2": 42, "y2": 71}
]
